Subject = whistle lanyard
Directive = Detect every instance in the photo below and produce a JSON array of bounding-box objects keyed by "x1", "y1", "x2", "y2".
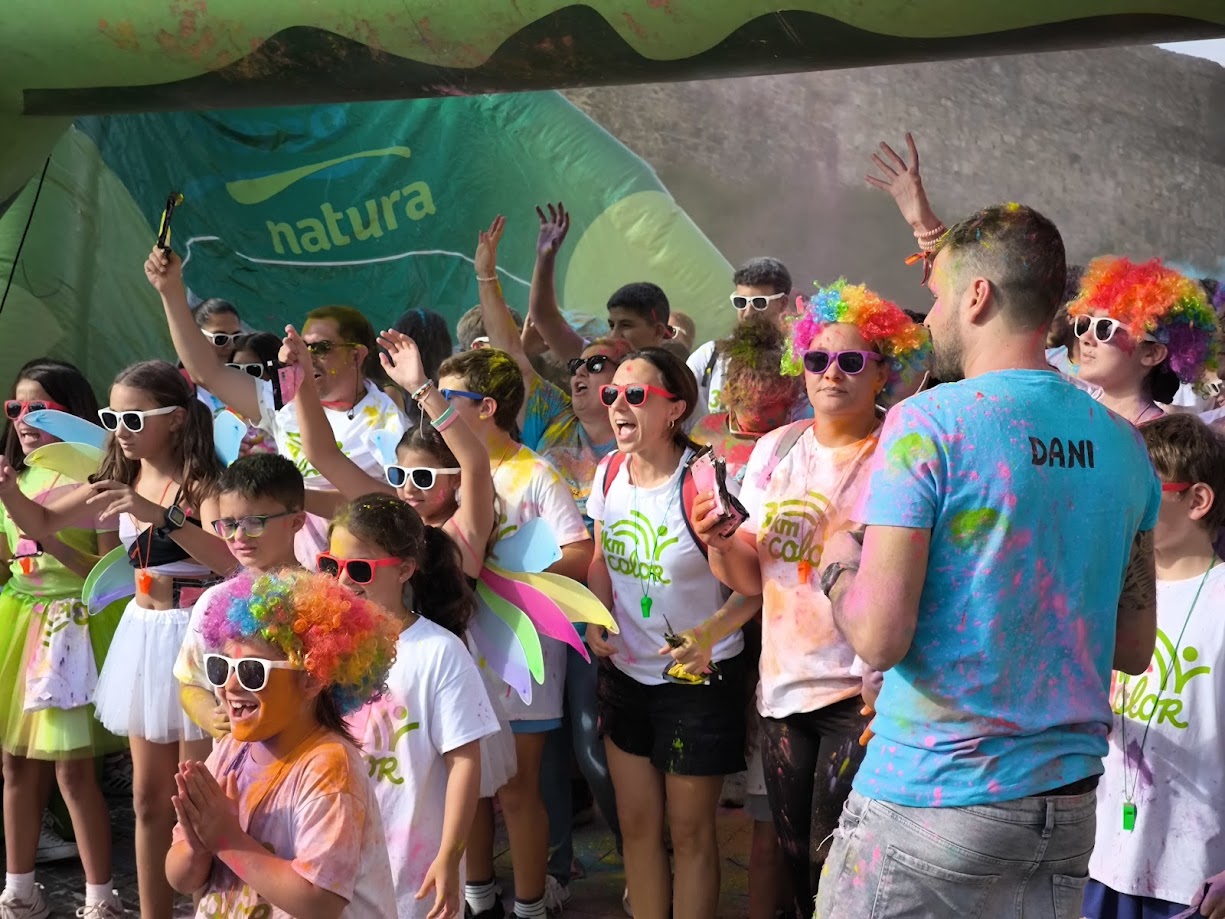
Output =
[
  {"x1": 130, "y1": 479, "x2": 174, "y2": 595},
  {"x1": 1118, "y1": 558, "x2": 1216, "y2": 830}
]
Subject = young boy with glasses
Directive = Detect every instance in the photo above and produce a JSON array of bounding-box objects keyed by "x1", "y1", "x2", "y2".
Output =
[
  {"x1": 1084, "y1": 413, "x2": 1225, "y2": 919},
  {"x1": 173, "y1": 454, "x2": 306, "y2": 738}
]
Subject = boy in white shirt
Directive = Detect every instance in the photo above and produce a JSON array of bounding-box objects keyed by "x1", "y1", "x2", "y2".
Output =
[{"x1": 1085, "y1": 413, "x2": 1225, "y2": 919}]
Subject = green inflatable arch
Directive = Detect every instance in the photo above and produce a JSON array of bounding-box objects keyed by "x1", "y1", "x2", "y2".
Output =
[{"x1": 2, "y1": 1, "x2": 1222, "y2": 389}]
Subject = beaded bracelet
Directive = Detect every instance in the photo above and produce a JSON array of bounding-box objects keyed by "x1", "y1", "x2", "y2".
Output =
[
  {"x1": 476, "y1": 275, "x2": 499, "y2": 283},
  {"x1": 431, "y1": 406, "x2": 458, "y2": 432},
  {"x1": 914, "y1": 224, "x2": 948, "y2": 252},
  {"x1": 410, "y1": 379, "x2": 434, "y2": 402}
]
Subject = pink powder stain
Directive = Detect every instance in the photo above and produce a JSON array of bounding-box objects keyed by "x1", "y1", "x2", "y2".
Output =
[
  {"x1": 932, "y1": 787, "x2": 943, "y2": 805},
  {"x1": 988, "y1": 779, "x2": 1002, "y2": 794},
  {"x1": 872, "y1": 845, "x2": 882, "y2": 864},
  {"x1": 923, "y1": 735, "x2": 936, "y2": 748}
]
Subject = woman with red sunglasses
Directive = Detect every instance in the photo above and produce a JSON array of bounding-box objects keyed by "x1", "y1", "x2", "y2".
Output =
[
  {"x1": 686, "y1": 282, "x2": 929, "y2": 919},
  {"x1": 586, "y1": 347, "x2": 747, "y2": 919},
  {"x1": 0, "y1": 358, "x2": 128, "y2": 918}
]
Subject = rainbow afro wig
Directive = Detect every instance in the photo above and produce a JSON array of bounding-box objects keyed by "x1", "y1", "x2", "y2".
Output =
[
  {"x1": 201, "y1": 568, "x2": 400, "y2": 715},
  {"x1": 1068, "y1": 257, "x2": 1219, "y2": 384},
  {"x1": 783, "y1": 279, "x2": 932, "y2": 407}
]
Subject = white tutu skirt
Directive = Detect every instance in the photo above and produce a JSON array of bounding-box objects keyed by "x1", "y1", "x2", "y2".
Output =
[
  {"x1": 478, "y1": 669, "x2": 518, "y2": 798},
  {"x1": 93, "y1": 600, "x2": 208, "y2": 744}
]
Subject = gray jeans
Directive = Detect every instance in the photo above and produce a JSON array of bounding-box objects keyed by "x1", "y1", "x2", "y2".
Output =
[{"x1": 814, "y1": 788, "x2": 1096, "y2": 919}]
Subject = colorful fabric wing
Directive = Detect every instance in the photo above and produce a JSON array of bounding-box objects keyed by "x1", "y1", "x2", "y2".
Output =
[
  {"x1": 477, "y1": 585, "x2": 545, "y2": 681},
  {"x1": 482, "y1": 565, "x2": 589, "y2": 661},
  {"x1": 488, "y1": 518, "x2": 562, "y2": 572},
  {"x1": 369, "y1": 428, "x2": 401, "y2": 469},
  {"x1": 24, "y1": 442, "x2": 102, "y2": 483},
  {"x1": 82, "y1": 545, "x2": 135, "y2": 614},
  {"x1": 513, "y1": 570, "x2": 619, "y2": 633},
  {"x1": 22, "y1": 410, "x2": 107, "y2": 450},
  {"x1": 213, "y1": 411, "x2": 247, "y2": 466},
  {"x1": 469, "y1": 603, "x2": 534, "y2": 705}
]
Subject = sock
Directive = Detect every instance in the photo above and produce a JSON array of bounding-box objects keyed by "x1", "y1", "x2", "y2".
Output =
[
  {"x1": 85, "y1": 881, "x2": 114, "y2": 905},
  {"x1": 465, "y1": 880, "x2": 497, "y2": 914},
  {"x1": 4, "y1": 872, "x2": 35, "y2": 901},
  {"x1": 514, "y1": 897, "x2": 546, "y2": 919}
]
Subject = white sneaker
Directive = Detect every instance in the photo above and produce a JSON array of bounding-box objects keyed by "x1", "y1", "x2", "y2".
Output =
[
  {"x1": 0, "y1": 886, "x2": 50, "y2": 919},
  {"x1": 35, "y1": 812, "x2": 78, "y2": 864},
  {"x1": 543, "y1": 875, "x2": 570, "y2": 915},
  {"x1": 76, "y1": 893, "x2": 126, "y2": 918}
]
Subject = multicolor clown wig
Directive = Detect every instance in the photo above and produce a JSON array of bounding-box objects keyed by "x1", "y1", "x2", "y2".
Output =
[
  {"x1": 201, "y1": 568, "x2": 400, "y2": 715},
  {"x1": 1068, "y1": 257, "x2": 1219, "y2": 384},
  {"x1": 783, "y1": 280, "x2": 932, "y2": 407}
]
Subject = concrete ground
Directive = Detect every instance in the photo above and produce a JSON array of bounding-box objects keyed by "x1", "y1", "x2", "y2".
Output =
[{"x1": 23, "y1": 765, "x2": 755, "y2": 917}]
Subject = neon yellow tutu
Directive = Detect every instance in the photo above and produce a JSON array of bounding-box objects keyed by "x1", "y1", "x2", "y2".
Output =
[{"x1": 0, "y1": 585, "x2": 126, "y2": 760}]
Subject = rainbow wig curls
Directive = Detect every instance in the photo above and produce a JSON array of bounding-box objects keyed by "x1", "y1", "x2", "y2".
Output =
[
  {"x1": 200, "y1": 568, "x2": 400, "y2": 715},
  {"x1": 1069, "y1": 257, "x2": 1220, "y2": 384},
  {"x1": 783, "y1": 279, "x2": 932, "y2": 407}
]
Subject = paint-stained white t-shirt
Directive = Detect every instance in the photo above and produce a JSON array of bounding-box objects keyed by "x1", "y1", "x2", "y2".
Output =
[
  {"x1": 1090, "y1": 563, "x2": 1225, "y2": 905},
  {"x1": 588, "y1": 449, "x2": 741, "y2": 685},
  {"x1": 348, "y1": 617, "x2": 500, "y2": 917}
]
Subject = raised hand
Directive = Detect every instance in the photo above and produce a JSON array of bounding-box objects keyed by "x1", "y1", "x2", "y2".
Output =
[
  {"x1": 534, "y1": 202, "x2": 570, "y2": 259},
  {"x1": 144, "y1": 245, "x2": 185, "y2": 296},
  {"x1": 376, "y1": 329, "x2": 427, "y2": 393},
  {"x1": 475, "y1": 215, "x2": 506, "y2": 279},
  {"x1": 281, "y1": 324, "x2": 312, "y2": 369},
  {"x1": 865, "y1": 133, "x2": 940, "y2": 232}
]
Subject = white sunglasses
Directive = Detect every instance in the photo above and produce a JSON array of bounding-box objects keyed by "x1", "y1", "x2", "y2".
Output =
[
  {"x1": 1074, "y1": 315, "x2": 1158, "y2": 345},
  {"x1": 385, "y1": 465, "x2": 461, "y2": 490},
  {"x1": 730, "y1": 292, "x2": 785, "y2": 311},
  {"x1": 204, "y1": 653, "x2": 302, "y2": 692},
  {"x1": 98, "y1": 405, "x2": 179, "y2": 433},
  {"x1": 202, "y1": 330, "x2": 240, "y2": 347},
  {"x1": 226, "y1": 361, "x2": 266, "y2": 378}
]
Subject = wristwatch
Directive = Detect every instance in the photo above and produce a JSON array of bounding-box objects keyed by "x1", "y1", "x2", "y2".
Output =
[
  {"x1": 157, "y1": 504, "x2": 187, "y2": 538},
  {"x1": 820, "y1": 561, "x2": 858, "y2": 598}
]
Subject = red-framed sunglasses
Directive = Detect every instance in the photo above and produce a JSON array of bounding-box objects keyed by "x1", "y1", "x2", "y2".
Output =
[
  {"x1": 4, "y1": 399, "x2": 67, "y2": 421},
  {"x1": 599, "y1": 384, "x2": 677, "y2": 407},
  {"x1": 316, "y1": 552, "x2": 401, "y2": 584},
  {"x1": 1162, "y1": 482, "x2": 1192, "y2": 493}
]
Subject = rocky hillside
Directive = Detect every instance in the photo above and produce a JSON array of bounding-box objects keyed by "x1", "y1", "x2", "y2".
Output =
[{"x1": 565, "y1": 44, "x2": 1225, "y2": 315}]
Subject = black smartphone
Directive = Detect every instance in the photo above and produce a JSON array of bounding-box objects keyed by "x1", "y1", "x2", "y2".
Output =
[{"x1": 157, "y1": 192, "x2": 184, "y2": 251}]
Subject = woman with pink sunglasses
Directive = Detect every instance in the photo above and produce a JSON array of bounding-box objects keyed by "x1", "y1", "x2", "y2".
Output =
[{"x1": 686, "y1": 283, "x2": 929, "y2": 919}]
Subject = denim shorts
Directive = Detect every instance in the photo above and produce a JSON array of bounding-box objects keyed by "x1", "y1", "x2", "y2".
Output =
[
  {"x1": 815, "y1": 788, "x2": 1097, "y2": 919},
  {"x1": 598, "y1": 654, "x2": 747, "y2": 777}
]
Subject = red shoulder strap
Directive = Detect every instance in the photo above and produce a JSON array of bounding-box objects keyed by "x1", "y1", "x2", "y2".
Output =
[{"x1": 601, "y1": 451, "x2": 627, "y2": 500}]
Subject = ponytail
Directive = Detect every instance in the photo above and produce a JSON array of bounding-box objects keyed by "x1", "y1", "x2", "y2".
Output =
[{"x1": 410, "y1": 527, "x2": 476, "y2": 638}]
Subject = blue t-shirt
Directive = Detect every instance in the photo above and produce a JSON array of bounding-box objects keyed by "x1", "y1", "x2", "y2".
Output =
[{"x1": 854, "y1": 370, "x2": 1161, "y2": 808}]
